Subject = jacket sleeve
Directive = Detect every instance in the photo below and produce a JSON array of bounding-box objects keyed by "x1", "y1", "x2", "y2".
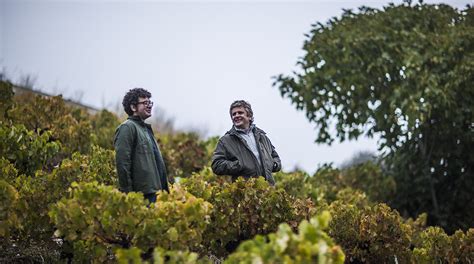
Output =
[
  {"x1": 270, "y1": 141, "x2": 282, "y2": 173},
  {"x1": 211, "y1": 139, "x2": 241, "y2": 176},
  {"x1": 114, "y1": 123, "x2": 134, "y2": 193}
]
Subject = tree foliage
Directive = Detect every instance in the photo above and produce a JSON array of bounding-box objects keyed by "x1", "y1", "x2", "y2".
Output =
[{"x1": 274, "y1": 1, "x2": 473, "y2": 232}]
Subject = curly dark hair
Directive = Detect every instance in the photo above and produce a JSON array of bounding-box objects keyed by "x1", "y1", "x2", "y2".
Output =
[
  {"x1": 229, "y1": 100, "x2": 254, "y2": 124},
  {"x1": 122, "y1": 88, "x2": 152, "y2": 116}
]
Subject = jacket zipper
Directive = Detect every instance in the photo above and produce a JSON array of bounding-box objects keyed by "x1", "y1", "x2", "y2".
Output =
[{"x1": 232, "y1": 133, "x2": 264, "y2": 176}]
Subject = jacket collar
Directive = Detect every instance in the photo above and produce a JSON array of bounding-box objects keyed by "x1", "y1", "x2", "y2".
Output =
[
  {"x1": 227, "y1": 124, "x2": 265, "y2": 136},
  {"x1": 128, "y1": 115, "x2": 152, "y2": 129}
]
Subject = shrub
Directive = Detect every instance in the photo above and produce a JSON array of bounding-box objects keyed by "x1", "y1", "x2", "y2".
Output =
[
  {"x1": 8, "y1": 93, "x2": 92, "y2": 154},
  {"x1": 159, "y1": 132, "x2": 209, "y2": 181},
  {"x1": 90, "y1": 109, "x2": 121, "y2": 150},
  {"x1": 181, "y1": 172, "x2": 315, "y2": 256},
  {"x1": 49, "y1": 182, "x2": 212, "y2": 262},
  {"x1": 412, "y1": 227, "x2": 474, "y2": 263},
  {"x1": 9, "y1": 146, "x2": 116, "y2": 238},
  {"x1": 0, "y1": 80, "x2": 14, "y2": 121},
  {"x1": 275, "y1": 170, "x2": 325, "y2": 207},
  {"x1": 328, "y1": 202, "x2": 412, "y2": 263},
  {"x1": 341, "y1": 161, "x2": 396, "y2": 202},
  {"x1": 0, "y1": 123, "x2": 61, "y2": 175},
  {"x1": 225, "y1": 211, "x2": 345, "y2": 264},
  {"x1": 0, "y1": 180, "x2": 26, "y2": 238}
]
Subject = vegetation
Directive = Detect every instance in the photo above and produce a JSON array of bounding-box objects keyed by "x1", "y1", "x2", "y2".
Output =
[
  {"x1": 1, "y1": 2, "x2": 472, "y2": 262},
  {"x1": 274, "y1": 0, "x2": 473, "y2": 233}
]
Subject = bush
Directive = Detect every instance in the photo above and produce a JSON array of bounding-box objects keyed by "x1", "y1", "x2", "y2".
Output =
[
  {"x1": 0, "y1": 123, "x2": 61, "y2": 175},
  {"x1": 0, "y1": 180, "x2": 26, "y2": 238},
  {"x1": 275, "y1": 162, "x2": 394, "y2": 208},
  {"x1": 341, "y1": 161, "x2": 396, "y2": 202},
  {"x1": 0, "y1": 80, "x2": 14, "y2": 121},
  {"x1": 275, "y1": 170, "x2": 325, "y2": 207},
  {"x1": 225, "y1": 211, "x2": 345, "y2": 264},
  {"x1": 8, "y1": 93, "x2": 92, "y2": 154},
  {"x1": 412, "y1": 227, "x2": 474, "y2": 263},
  {"x1": 181, "y1": 171, "x2": 315, "y2": 257},
  {"x1": 8, "y1": 146, "x2": 116, "y2": 239},
  {"x1": 327, "y1": 201, "x2": 412, "y2": 263},
  {"x1": 49, "y1": 182, "x2": 212, "y2": 262},
  {"x1": 90, "y1": 109, "x2": 121, "y2": 150},
  {"x1": 115, "y1": 246, "x2": 211, "y2": 264},
  {"x1": 159, "y1": 132, "x2": 210, "y2": 181}
]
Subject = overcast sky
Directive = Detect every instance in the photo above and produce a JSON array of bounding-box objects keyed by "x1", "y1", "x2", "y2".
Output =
[{"x1": 1, "y1": 0, "x2": 470, "y2": 173}]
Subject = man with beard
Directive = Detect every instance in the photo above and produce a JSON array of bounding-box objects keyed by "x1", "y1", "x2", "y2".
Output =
[{"x1": 114, "y1": 88, "x2": 169, "y2": 203}]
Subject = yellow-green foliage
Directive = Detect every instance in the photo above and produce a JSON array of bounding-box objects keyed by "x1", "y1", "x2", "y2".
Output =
[
  {"x1": 115, "y1": 247, "x2": 210, "y2": 264},
  {"x1": 90, "y1": 109, "x2": 121, "y2": 149},
  {"x1": 275, "y1": 170, "x2": 325, "y2": 207},
  {"x1": 8, "y1": 93, "x2": 92, "y2": 154},
  {"x1": 311, "y1": 165, "x2": 345, "y2": 203},
  {"x1": 313, "y1": 162, "x2": 395, "y2": 204},
  {"x1": 1, "y1": 80, "x2": 473, "y2": 262},
  {"x1": 181, "y1": 172, "x2": 315, "y2": 257},
  {"x1": 341, "y1": 161, "x2": 396, "y2": 202},
  {"x1": 328, "y1": 201, "x2": 412, "y2": 263},
  {"x1": 49, "y1": 182, "x2": 212, "y2": 262},
  {"x1": 225, "y1": 211, "x2": 345, "y2": 264},
  {"x1": 275, "y1": 162, "x2": 394, "y2": 208},
  {"x1": 0, "y1": 123, "x2": 61, "y2": 175},
  {"x1": 115, "y1": 247, "x2": 143, "y2": 264},
  {"x1": 153, "y1": 247, "x2": 208, "y2": 264},
  {"x1": 0, "y1": 158, "x2": 19, "y2": 184},
  {"x1": 0, "y1": 180, "x2": 27, "y2": 238},
  {"x1": 0, "y1": 159, "x2": 26, "y2": 238},
  {"x1": 9, "y1": 146, "x2": 116, "y2": 238},
  {"x1": 334, "y1": 188, "x2": 371, "y2": 208},
  {"x1": 0, "y1": 80, "x2": 14, "y2": 121},
  {"x1": 159, "y1": 132, "x2": 210, "y2": 181},
  {"x1": 413, "y1": 227, "x2": 474, "y2": 263},
  {"x1": 152, "y1": 185, "x2": 213, "y2": 251}
]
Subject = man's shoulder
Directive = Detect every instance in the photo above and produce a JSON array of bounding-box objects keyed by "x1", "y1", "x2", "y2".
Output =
[
  {"x1": 218, "y1": 128, "x2": 238, "y2": 143},
  {"x1": 253, "y1": 126, "x2": 267, "y2": 135},
  {"x1": 219, "y1": 132, "x2": 232, "y2": 141},
  {"x1": 116, "y1": 119, "x2": 139, "y2": 135},
  {"x1": 116, "y1": 119, "x2": 131, "y2": 129}
]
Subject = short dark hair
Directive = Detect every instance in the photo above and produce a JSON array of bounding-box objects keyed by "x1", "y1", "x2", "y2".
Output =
[
  {"x1": 122, "y1": 88, "x2": 151, "y2": 116},
  {"x1": 229, "y1": 100, "x2": 254, "y2": 124}
]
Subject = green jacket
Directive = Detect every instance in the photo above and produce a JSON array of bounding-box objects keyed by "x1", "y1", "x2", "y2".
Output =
[
  {"x1": 211, "y1": 126, "x2": 281, "y2": 185},
  {"x1": 114, "y1": 116, "x2": 169, "y2": 194}
]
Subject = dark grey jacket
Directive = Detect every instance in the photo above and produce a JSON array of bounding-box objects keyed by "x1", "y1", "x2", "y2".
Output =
[
  {"x1": 114, "y1": 116, "x2": 169, "y2": 194},
  {"x1": 211, "y1": 126, "x2": 281, "y2": 185}
]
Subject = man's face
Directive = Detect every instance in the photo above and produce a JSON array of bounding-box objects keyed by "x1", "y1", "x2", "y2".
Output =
[
  {"x1": 132, "y1": 97, "x2": 153, "y2": 120},
  {"x1": 231, "y1": 106, "x2": 251, "y2": 129}
]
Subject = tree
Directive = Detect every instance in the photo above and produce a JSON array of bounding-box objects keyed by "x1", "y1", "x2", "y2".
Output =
[
  {"x1": 339, "y1": 150, "x2": 377, "y2": 169},
  {"x1": 274, "y1": 1, "x2": 473, "y2": 232}
]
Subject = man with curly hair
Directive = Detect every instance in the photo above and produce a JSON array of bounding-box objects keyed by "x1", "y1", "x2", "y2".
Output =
[
  {"x1": 211, "y1": 100, "x2": 281, "y2": 185},
  {"x1": 114, "y1": 88, "x2": 169, "y2": 203}
]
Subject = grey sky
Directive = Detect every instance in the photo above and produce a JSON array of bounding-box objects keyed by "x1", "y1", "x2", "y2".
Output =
[{"x1": 1, "y1": 0, "x2": 470, "y2": 173}]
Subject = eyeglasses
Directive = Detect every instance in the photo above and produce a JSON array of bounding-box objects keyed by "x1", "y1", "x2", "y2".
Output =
[{"x1": 136, "y1": 100, "x2": 154, "y2": 107}]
